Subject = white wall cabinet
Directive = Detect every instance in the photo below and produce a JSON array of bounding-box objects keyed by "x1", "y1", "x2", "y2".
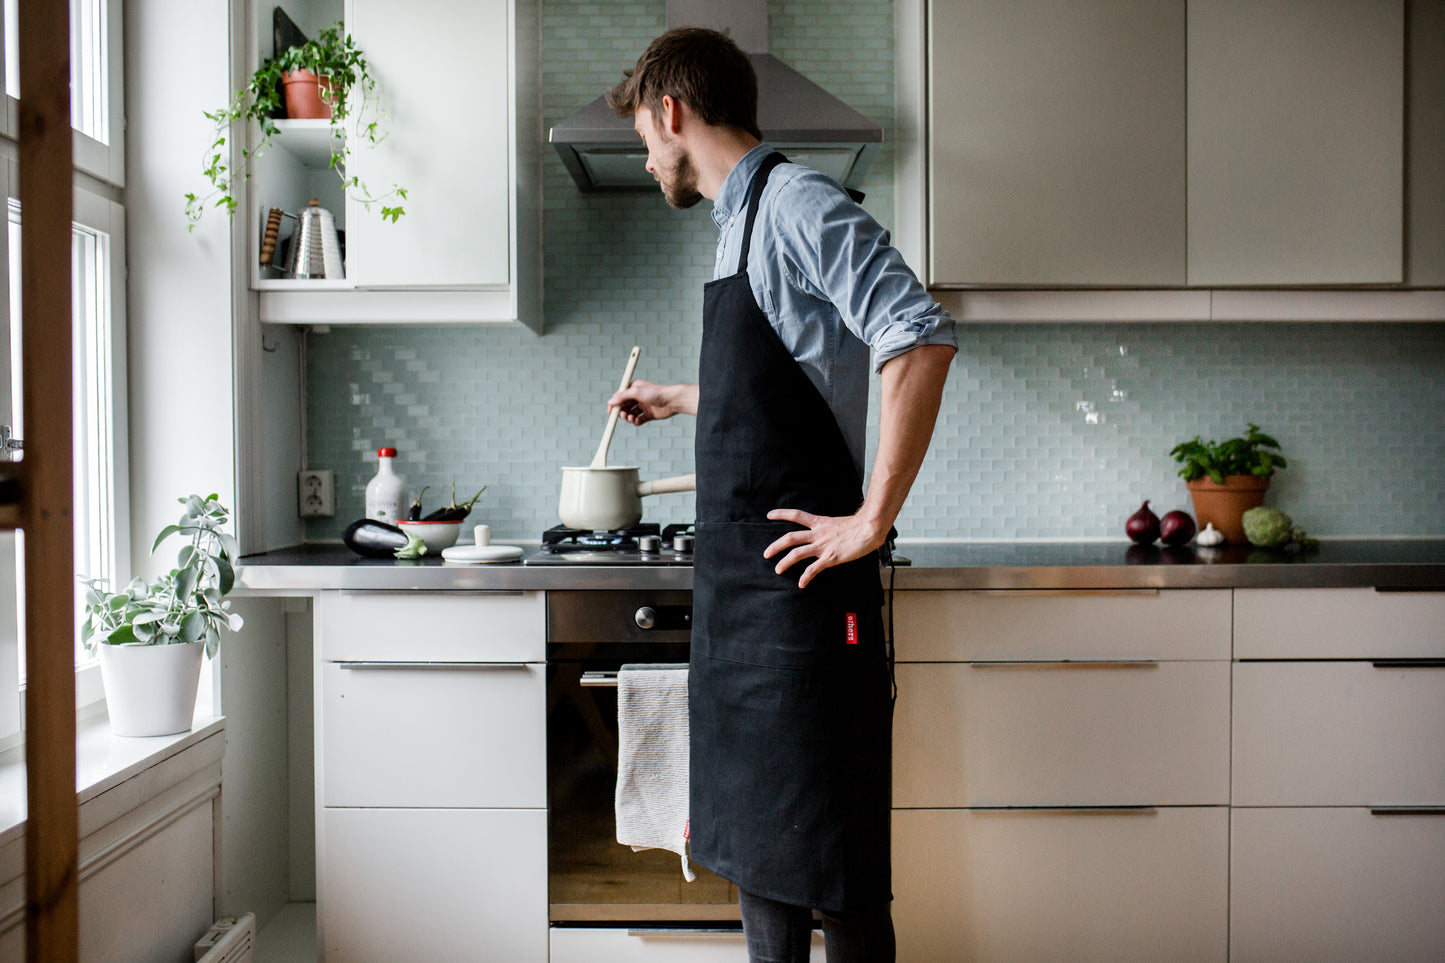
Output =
[
  {"x1": 918, "y1": 0, "x2": 1419, "y2": 290},
  {"x1": 891, "y1": 589, "x2": 1232, "y2": 961},
  {"x1": 316, "y1": 590, "x2": 546, "y2": 960},
  {"x1": 251, "y1": 0, "x2": 539, "y2": 328}
]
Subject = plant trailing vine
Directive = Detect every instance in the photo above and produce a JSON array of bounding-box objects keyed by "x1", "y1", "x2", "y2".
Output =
[
  {"x1": 79, "y1": 494, "x2": 244, "y2": 660},
  {"x1": 185, "y1": 23, "x2": 407, "y2": 230}
]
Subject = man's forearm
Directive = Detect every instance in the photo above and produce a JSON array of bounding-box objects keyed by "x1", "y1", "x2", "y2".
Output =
[{"x1": 856, "y1": 344, "x2": 955, "y2": 539}]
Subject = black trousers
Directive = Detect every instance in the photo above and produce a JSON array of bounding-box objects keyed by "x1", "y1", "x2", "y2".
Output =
[{"x1": 739, "y1": 888, "x2": 896, "y2": 963}]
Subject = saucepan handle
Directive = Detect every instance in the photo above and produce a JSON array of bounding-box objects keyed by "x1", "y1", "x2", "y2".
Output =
[{"x1": 637, "y1": 473, "x2": 696, "y2": 496}]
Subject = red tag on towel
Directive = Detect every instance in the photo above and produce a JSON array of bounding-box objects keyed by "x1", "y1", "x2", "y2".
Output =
[{"x1": 845, "y1": 612, "x2": 858, "y2": 644}]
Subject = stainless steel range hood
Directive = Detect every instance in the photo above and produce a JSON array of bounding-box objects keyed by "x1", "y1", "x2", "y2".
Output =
[{"x1": 549, "y1": 0, "x2": 883, "y2": 193}]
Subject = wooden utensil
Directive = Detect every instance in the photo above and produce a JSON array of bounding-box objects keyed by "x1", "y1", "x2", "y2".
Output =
[{"x1": 590, "y1": 345, "x2": 641, "y2": 469}]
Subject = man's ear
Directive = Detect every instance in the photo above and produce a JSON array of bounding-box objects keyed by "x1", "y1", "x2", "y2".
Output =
[{"x1": 660, "y1": 94, "x2": 685, "y2": 135}]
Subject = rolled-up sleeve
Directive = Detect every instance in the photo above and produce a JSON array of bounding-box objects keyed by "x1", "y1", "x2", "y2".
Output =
[{"x1": 772, "y1": 170, "x2": 957, "y2": 371}]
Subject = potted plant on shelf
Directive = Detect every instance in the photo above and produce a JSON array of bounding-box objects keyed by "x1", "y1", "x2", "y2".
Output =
[
  {"x1": 1169, "y1": 423, "x2": 1287, "y2": 544},
  {"x1": 80, "y1": 494, "x2": 244, "y2": 737},
  {"x1": 185, "y1": 22, "x2": 406, "y2": 230}
]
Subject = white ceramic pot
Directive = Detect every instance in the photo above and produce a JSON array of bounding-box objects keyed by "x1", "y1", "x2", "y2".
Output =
[
  {"x1": 98, "y1": 640, "x2": 205, "y2": 737},
  {"x1": 557, "y1": 467, "x2": 696, "y2": 531}
]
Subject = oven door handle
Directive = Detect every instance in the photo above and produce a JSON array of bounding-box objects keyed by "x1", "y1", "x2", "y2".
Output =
[{"x1": 580, "y1": 671, "x2": 620, "y2": 687}]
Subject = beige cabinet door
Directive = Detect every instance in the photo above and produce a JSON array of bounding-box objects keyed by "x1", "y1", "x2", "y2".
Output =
[
  {"x1": 894, "y1": 660, "x2": 1230, "y2": 807},
  {"x1": 893, "y1": 807, "x2": 1228, "y2": 963},
  {"x1": 1187, "y1": 0, "x2": 1404, "y2": 284},
  {"x1": 1233, "y1": 588, "x2": 1445, "y2": 660},
  {"x1": 1231, "y1": 807, "x2": 1445, "y2": 963},
  {"x1": 927, "y1": 0, "x2": 1186, "y2": 286},
  {"x1": 321, "y1": 807, "x2": 547, "y2": 961},
  {"x1": 344, "y1": 0, "x2": 512, "y2": 287}
]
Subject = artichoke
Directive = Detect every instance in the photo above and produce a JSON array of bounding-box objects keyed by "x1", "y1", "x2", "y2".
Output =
[{"x1": 1242, "y1": 506, "x2": 1293, "y2": 548}]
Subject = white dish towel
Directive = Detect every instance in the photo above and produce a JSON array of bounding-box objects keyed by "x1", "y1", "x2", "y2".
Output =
[{"x1": 615, "y1": 663, "x2": 694, "y2": 881}]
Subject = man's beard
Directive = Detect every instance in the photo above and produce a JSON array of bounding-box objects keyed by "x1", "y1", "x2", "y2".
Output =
[{"x1": 657, "y1": 145, "x2": 702, "y2": 209}]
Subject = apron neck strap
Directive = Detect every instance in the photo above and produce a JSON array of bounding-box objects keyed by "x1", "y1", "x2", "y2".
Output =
[{"x1": 736, "y1": 151, "x2": 788, "y2": 273}]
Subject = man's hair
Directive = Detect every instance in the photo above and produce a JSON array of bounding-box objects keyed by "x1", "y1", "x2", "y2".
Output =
[{"x1": 607, "y1": 28, "x2": 762, "y2": 140}]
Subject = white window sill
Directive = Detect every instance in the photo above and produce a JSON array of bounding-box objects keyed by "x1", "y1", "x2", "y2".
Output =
[{"x1": 0, "y1": 712, "x2": 225, "y2": 843}]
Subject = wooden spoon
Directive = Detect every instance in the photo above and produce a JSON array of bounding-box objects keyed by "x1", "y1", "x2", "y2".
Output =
[{"x1": 590, "y1": 345, "x2": 641, "y2": 469}]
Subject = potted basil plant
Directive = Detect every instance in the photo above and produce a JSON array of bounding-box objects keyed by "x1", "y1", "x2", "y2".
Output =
[
  {"x1": 185, "y1": 22, "x2": 406, "y2": 230},
  {"x1": 1169, "y1": 423, "x2": 1288, "y2": 544},
  {"x1": 80, "y1": 494, "x2": 244, "y2": 736}
]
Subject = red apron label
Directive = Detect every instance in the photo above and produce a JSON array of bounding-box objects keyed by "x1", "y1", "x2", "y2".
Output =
[{"x1": 845, "y1": 612, "x2": 858, "y2": 644}]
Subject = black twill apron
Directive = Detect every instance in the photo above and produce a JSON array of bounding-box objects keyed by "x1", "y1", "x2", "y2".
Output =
[{"x1": 689, "y1": 151, "x2": 892, "y2": 914}]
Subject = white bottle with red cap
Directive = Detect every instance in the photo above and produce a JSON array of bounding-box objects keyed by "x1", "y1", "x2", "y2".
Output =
[{"x1": 364, "y1": 447, "x2": 408, "y2": 523}]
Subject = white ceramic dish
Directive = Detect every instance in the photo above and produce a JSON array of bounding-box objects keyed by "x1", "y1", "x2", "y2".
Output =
[
  {"x1": 440, "y1": 544, "x2": 523, "y2": 564},
  {"x1": 396, "y1": 519, "x2": 461, "y2": 552}
]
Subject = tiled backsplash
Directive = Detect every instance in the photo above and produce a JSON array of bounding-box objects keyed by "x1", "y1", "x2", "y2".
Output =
[{"x1": 302, "y1": 1, "x2": 1445, "y2": 542}]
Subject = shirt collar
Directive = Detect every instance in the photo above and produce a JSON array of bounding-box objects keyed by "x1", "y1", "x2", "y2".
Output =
[{"x1": 711, "y1": 144, "x2": 774, "y2": 230}]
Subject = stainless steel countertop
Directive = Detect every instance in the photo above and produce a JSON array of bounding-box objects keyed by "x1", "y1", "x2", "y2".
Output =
[{"x1": 235, "y1": 539, "x2": 1445, "y2": 593}]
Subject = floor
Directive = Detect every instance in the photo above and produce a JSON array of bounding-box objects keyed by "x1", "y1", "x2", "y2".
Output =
[{"x1": 258, "y1": 902, "x2": 316, "y2": 962}]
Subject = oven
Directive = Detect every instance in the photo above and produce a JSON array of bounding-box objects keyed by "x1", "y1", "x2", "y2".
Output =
[{"x1": 546, "y1": 588, "x2": 742, "y2": 928}]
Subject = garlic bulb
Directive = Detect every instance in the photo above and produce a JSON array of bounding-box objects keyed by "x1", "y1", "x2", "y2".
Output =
[{"x1": 1195, "y1": 523, "x2": 1225, "y2": 547}]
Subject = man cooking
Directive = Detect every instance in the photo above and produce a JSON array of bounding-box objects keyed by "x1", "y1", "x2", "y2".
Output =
[{"x1": 605, "y1": 27, "x2": 955, "y2": 963}]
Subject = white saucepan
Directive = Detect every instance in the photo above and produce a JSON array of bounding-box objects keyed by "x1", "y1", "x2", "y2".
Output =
[{"x1": 558, "y1": 467, "x2": 696, "y2": 531}]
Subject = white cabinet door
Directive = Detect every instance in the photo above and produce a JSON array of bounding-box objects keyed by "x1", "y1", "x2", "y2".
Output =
[
  {"x1": 1233, "y1": 661, "x2": 1445, "y2": 806},
  {"x1": 319, "y1": 590, "x2": 544, "y2": 662},
  {"x1": 1233, "y1": 588, "x2": 1445, "y2": 660},
  {"x1": 344, "y1": 0, "x2": 511, "y2": 287},
  {"x1": 321, "y1": 807, "x2": 547, "y2": 962},
  {"x1": 1187, "y1": 0, "x2": 1404, "y2": 284},
  {"x1": 321, "y1": 660, "x2": 545, "y2": 808},
  {"x1": 893, "y1": 589, "x2": 1231, "y2": 662},
  {"x1": 549, "y1": 927, "x2": 821, "y2": 962},
  {"x1": 894, "y1": 660, "x2": 1230, "y2": 807},
  {"x1": 893, "y1": 807, "x2": 1228, "y2": 963},
  {"x1": 1231, "y1": 807, "x2": 1445, "y2": 963}
]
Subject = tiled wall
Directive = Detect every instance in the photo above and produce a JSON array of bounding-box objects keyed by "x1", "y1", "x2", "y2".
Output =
[{"x1": 302, "y1": 1, "x2": 1445, "y2": 543}]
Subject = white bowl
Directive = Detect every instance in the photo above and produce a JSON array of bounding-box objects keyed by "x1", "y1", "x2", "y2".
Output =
[{"x1": 396, "y1": 519, "x2": 461, "y2": 553}]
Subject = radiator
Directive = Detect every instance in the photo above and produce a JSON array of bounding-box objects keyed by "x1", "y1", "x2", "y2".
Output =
[{"x1": 194, "y1": 913, "x2": 256, "y2": 963}]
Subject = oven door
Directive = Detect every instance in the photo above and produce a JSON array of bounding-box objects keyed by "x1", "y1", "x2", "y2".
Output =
[{"x1": 547, "y1": 590, "x2": 740, "y2": 924}]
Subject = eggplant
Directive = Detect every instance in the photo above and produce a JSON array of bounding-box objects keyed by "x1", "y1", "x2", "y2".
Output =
[
  {"x1": 405, "y1": 485, "x2": 430, "y2": 521},
  {"x1": 343, "y1": 518, "x2": 409, "y2": 558},
  {"x1": 421, "y1": 484, "x2": 486, "y2": 522}
]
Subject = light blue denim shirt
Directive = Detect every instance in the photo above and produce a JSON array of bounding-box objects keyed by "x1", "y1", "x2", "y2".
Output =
[{"x1": 711, "y1": 145, "x2": 957, "y2": 479}]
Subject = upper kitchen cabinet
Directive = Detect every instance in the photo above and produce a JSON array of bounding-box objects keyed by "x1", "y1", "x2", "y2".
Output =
[
  {"x1": 926, "y1": 0, "x2": 1187, "y2": 287},
  {"x1": 1187, "y1": 0, "x2": 1403, "y2": 286},
  {"x1": 1408, "y1": 0, "x2": 1445, "y2": 286},
  {"x1": 249, "y1": 0, "x2": 540, "y2": 329}
]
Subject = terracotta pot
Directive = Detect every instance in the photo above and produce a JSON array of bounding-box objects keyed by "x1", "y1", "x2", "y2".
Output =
[
  {"x1": 281, "y1": 68, "x2": 334, "y2": 120},
  {"x1": 1186, "y1": 475, "x2": 1270, "y2": 544}
]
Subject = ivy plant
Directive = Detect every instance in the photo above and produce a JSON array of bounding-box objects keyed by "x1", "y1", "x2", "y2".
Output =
[
  {"x1": 185, "y1": 23, "x2": 406, "y2": 230},
  {"x1": 79, "y1": 494, "x2": 244, "y2": 660},
  {"x1": 1169, "y1": 423, "x2": 1287, "y2": 485}
]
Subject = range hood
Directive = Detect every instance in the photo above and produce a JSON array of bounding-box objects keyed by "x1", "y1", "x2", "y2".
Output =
[{"x1": 549, "y1": 0, "x2": 883, "y2": 193}]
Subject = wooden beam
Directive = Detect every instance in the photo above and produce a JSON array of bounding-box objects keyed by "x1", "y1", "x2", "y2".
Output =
[{"x1": 19, "y1": 0, "x2": 77, "y2": 959}]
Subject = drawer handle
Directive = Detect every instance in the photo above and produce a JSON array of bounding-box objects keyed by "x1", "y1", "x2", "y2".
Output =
[
  {"x1": 335, "y1": 661, "x2": 533, "y2": 670},
  {"x1": 972, "y1": 805, "x2": 1158, "y2": 815},
  {"x1": 1370, "y1": 806, "x2": 1445, "y2": 816},
  {"x1": 580, "y1": 671, "x2": 619, "y2": 687},
  {"x1": 971, "y1": 589, "x2": 1159, "y2": 597},
  {"x1": 625, "y1": 928, "x2": 748, "y2": 941},
  {"x1": 1371, "y1": 660, "x2": 1445, "y2": 669},
  {"x1": 968, "y1": 660, "x2": 1159, "y2": 669},
  {"x1": 336, "y1": 589, "x2": 527, "y2": 597}
]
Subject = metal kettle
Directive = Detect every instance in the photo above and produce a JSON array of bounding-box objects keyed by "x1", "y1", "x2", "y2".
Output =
[{"x1": 262, "y1": 199, "x2": 344, "y2": 280}]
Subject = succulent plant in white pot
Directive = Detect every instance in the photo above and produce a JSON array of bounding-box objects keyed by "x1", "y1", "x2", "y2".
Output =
[{"x1": 80, "y1": 494, "x2": 244, "y2": 736}]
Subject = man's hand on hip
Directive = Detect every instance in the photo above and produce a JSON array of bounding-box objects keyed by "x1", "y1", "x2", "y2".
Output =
[{"x1": 762, "y1": 509, "x2": 890, "y2": 589}]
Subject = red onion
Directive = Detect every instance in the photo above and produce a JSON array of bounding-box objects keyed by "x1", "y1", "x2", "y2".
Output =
[
  {"x1": 1159, "y1": 510, "x2": 1197, "y2": 546},
  {"x1": 1125, "y1": 500, "x2": 1160, "y2": 544}
]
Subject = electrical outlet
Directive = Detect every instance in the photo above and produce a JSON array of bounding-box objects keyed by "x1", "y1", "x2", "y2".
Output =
[{"x1": 297, "y1": 469, "x2": 335, "y2": 517}]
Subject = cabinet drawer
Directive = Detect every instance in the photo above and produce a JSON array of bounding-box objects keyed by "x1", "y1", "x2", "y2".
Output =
[
  {"x1": 1233, "y1": 661, "x2": 1445, "y2": 806},
  {"x1": 894, "y1": 590, "x2": 1230, "y2": 662},
  {"x1": 321, "y1": 807, "x2": 547, "y2": 962},
  {"x1": 321, "y1": 661, "x2": 544, "y2": 807},
  {"x1": 319, "y1": 590, "x2": 543, "y2": 662},
  {"x1": 1234, "y1": 588, "x2": 1445, "y2": 659},
  {"x1": 1231, "y1": 807, "x2": 1445, "y2": 963},
  {"x1": 893, "y1": 806, "x2": 1228, "y2": 963},
  {"x1": 550, "y1": 927, "x2": 820, "y2": 962},
  {"x1": 894, "y1": 660, "x2": 1230, "y2": 807}
]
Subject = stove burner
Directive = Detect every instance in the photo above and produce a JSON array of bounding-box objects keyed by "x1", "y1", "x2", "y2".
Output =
[
  {"x1": 527, "y1": 523, "x2": 695, "y2": 566},
  {"x1": 540, "y1": 523, "x2": 661, "y2": 552}
]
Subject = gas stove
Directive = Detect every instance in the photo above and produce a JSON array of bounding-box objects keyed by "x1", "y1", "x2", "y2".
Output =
[{"x1": 522, "y1": 522, "x2": 695, "y2": 566}]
